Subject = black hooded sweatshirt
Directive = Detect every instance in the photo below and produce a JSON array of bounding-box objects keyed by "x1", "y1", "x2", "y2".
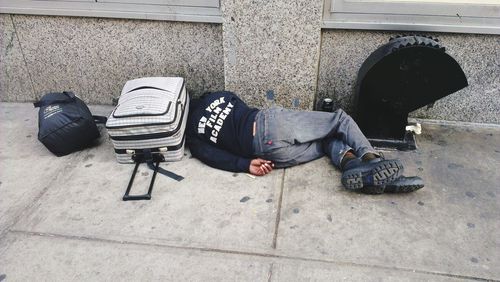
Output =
[{"x1": 186, "y1": 91, "x2": 259, "y2": 172}]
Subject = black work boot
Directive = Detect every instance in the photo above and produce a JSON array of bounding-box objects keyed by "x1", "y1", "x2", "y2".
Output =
[
  {"x1": 341, "y1": 158, "x2": 404, "y2": 190},
  {"x1": 360, "y1": 176, "x2": 425, "y2": 194},
  {"x1": 385, "y1": 176, "x2": 424, "y2": 193}
]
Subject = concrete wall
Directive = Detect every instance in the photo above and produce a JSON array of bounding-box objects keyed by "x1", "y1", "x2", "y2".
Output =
[
  {"x1": 0, "y1": 14, "x2": 224, "y2": 104},
  {"x1": 221, "y1": 0, "x2": 322, "y2": 109},
  {"x1": 1, "y1": 13, "x2": 499, "y2": 124}
]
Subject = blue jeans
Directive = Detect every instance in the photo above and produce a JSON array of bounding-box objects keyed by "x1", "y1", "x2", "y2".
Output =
[{"x1": 252, "y1": 107, "x2": 377, "y2": 169}]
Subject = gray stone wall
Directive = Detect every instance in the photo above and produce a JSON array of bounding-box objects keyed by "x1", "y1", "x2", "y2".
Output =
[
  {"x1": 1, "y1": 13, "x2": 499, "y2": 124},
  {"x1": 221, "y1": 0, "x2": 323, "y2": 109},
  {"x1": 0, "y1": 14, "x2": 224, "y2": 104},
  {"x1": 318, "y1": 30, "x2": 500, "y2": 124},
  {"x1": 0, "y1": 15, "x2": 35, "y2": 102}
]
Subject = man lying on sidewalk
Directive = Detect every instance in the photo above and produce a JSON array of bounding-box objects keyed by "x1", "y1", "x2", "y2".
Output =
[{"x1": 186, "y1": 91, "x2": 424, "y2": 194}]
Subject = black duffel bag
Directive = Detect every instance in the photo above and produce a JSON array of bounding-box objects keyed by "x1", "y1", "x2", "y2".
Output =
[{"x1": 34, "y1": 91, "x2": 107, "y2": 156}]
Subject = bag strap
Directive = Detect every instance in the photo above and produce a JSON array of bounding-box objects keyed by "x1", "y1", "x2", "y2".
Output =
[
  {"x1": 33, "y1": 91, "x2": 76, "y2": 108},
  {"x1": 143, "y1": 149, "x2": 184, "y2": 181},
  {"x1": 93, "y1": 115, "x2": 107, "y2": 124},
  {"x1": 146, "y1": 160, "x2": 184, "y2": 181}
]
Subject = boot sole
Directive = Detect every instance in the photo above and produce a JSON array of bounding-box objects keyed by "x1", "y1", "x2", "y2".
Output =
[
  {"x1": 385, "y1": 182, "x2": 424, "y2": 193},
  {"x1": 342, "y1": 160, "x2": 403, "y2": 190},
  {"x1": 360, "y1": 185, "x2": 386, "y2": 194}
]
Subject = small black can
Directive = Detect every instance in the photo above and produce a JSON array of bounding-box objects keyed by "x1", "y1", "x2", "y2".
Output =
[{"x1": 321, "y1": 98, "x2": 334, "y2": 112}]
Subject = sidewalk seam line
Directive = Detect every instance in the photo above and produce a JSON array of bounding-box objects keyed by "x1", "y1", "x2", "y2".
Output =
[
  {"x1": 8, "y1": 230, "x2": 497, "y2": 282},
  {"x1": 271, "y1": 168, "x2": 286, "y2": 249}
]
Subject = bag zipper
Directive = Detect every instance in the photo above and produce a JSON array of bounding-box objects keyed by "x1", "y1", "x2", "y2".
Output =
[
  {"x1": 106, "y1": 81, "x2": 187, "y2": 129},
  {"x1": 113, "y1": 135, "x2": 185, "y2": 154},
  {"x1": 109, "y1": 97, "x2": 187, "y2": 141}
]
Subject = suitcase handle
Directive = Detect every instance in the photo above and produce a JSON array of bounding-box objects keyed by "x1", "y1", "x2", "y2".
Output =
[
  {"x1": 121, "y1": 150, "x2": 183, "y2": 201},
  {"x1": 123, "y1": 194, "x2": 151, "y2": 201},
  {"x1": 122, "y1": 159, "x2": 159, "y2": 201}
]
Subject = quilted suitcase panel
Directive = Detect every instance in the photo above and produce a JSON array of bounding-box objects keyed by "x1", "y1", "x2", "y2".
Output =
[{"x1": 106, "y1": 77, "x2": 189, "y2": 163}]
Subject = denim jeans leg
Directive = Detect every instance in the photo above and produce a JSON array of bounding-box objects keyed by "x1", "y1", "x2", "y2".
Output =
[
  {"x1": 253, "y1": 108, "x2": 325, "y2": 168},
  {"x1": 264, "y1": 141, "x2": 325, "y2": 168},
  {"x1": 323, "y1": 137, "x2": 353, "y2": 168},
  {"x1": 327, "y1": 109, "x2": 377, "y2": 159},
  {"x1": 253, "y1": 107, "x2": 377, "y2": 168}
]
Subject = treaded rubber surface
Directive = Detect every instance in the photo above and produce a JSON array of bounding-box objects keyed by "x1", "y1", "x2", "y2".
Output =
[
  {"x1": 360, "y1": 185, "x2": 385, "y2": 194},
  {"x1": 385, "y1": 183, "x2": 424, "y2": 193},
  {"x1": 341, "y1": 160, "x2": 403, "y2": 190}
]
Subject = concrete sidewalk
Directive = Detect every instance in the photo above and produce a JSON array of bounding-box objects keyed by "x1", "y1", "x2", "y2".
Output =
[{"x1": 0, "y1": 102, "x2": 499, "y2": 281}]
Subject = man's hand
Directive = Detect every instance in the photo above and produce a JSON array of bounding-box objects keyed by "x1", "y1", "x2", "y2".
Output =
[{"x1": 249, "y1": 158, "x2": 274, "y2": 176}]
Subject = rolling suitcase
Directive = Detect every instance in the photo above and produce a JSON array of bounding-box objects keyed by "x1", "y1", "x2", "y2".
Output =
[{"x1": 106, "y1": 77, "x2": 189, "y2": 200}]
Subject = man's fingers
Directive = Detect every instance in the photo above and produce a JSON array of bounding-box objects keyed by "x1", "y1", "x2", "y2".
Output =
[
  {"x1": 251, "y1": 159, "x2": 274, "y2": 176},
  {"x1": 258, "y1": 167, "x2": 266, "y2": 175},
  {"x1": 263, "y1": 164, "x2": 272, "y2": 173},
  {"x1": 252, "y1": 167, "x2": 263, "y2": 176},
  {"x1": 260, "y1": 164, "x2": 270, "y2": 174},
  {"x1": 262, "y1": 162, "x2": 274, "y2": 173}
]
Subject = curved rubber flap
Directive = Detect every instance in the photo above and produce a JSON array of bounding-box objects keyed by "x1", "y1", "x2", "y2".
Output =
[
  {"x1": 354, "y1": 35, "x2": 468, "y2": 139},
  {"x1": 356, "y1": 36, "x2": 468, "y2": 113}
]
